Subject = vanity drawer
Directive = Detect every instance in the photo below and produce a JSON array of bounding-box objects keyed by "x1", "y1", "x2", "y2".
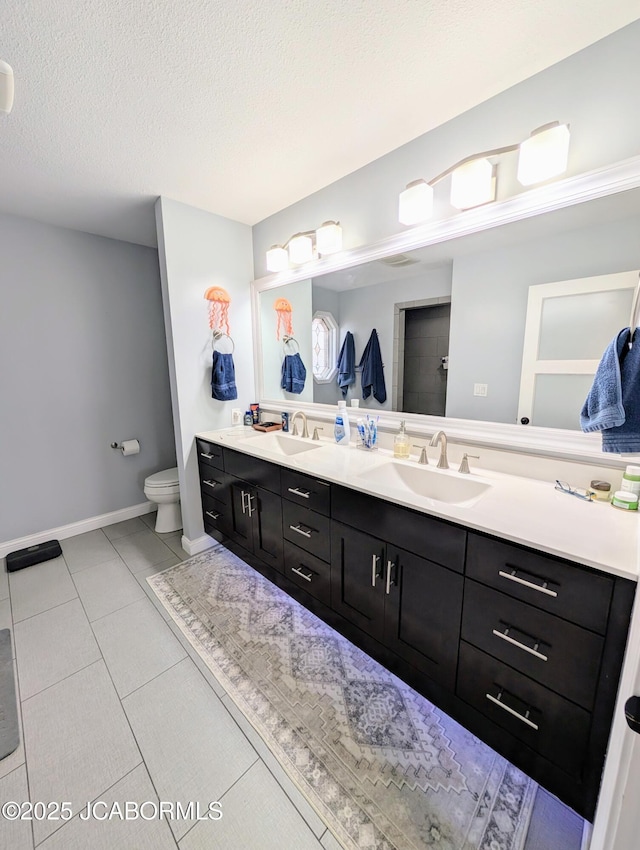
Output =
[
  {"x1": 283, "y1": 501, "x2": 331, "y2": 563},
  {"x1": 223, "y1": 448, "x2": 281, "y2": 495},
  {"x1": 202, "y1": 492, "x2": 231, "y2": 536},
  {"x1": 281, "y1": 469, "x2": 331, "y2": 516},
  {"x1": 466, "y1": 533, "x2": 613, "y2": 634},
  {"x1": 457, "y1": 641, "x2": 591, "y2": 778},
  {"x1": 196, "y1": 438, "x2": 224, "y2": 470},
  {"x1": 199, "y1": 468, "x2": 229, "y2": 504},
  {"x1": 284, "y1": 540, "x2": 331, "y2": 606},
  {"x1": 462, "y1": 580, "x2": 604, "y2": 710}
]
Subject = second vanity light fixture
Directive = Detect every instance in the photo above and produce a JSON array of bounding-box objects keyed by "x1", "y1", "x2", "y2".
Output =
[
  {"x1": 398, "y1": 122, "x2": 571, "y2": 225},
  {"x1": 266, "y1": 221, "x2": 342, "y2": 272}
]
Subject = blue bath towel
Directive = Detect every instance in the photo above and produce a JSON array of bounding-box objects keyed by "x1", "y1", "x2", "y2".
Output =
[
  {"x1": 211, "y1": 351, "x2": 238, "y2": 401},
  {"x1": 581, "y1": 328, "x2": 640, "y2": 453},
  {"x1": 359, "y1": 329, "x2": 386, "y2": 404},
  {"x1": 337, "y1": 331, "x2": 356, "y2": 397},
  {"x1": 281, "y1": 353, "x2": 307, "y2": 394}
]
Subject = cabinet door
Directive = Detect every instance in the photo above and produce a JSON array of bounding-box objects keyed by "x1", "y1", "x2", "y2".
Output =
[
  {"x1": 229, "y1": 479, "x2": 254, "y2": 550},
  {"x1": 251, "y1": 486, "x2": 283, "y2": 571},
  {"x1": 331, "y1": 522, "x2": 385, "y2": 640},
  {"x1": 384, "y1": 545, "x2": 463, "y2": 689}
]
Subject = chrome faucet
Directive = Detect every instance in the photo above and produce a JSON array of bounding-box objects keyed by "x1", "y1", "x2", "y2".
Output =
[
  {"x1": 290, "y1": 410, "x2": 309, "y2": 439},
  {"x1": 429, "y1": 430, "x2": 449, "y2": 469}
]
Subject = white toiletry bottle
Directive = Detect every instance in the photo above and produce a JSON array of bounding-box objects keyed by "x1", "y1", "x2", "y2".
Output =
[{"x1": 335, "y1": 400, "x2": 351, "y2": 446}]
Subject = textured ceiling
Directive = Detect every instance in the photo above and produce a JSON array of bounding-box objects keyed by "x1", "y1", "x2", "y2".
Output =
[{"x1": 0, "y1": 1, "x2": 638, "y2": 247}]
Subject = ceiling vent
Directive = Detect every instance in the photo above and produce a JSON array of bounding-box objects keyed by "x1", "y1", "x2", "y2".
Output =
[{"x1": 377, "y1": 253, "x2": 419, "y2": 268}]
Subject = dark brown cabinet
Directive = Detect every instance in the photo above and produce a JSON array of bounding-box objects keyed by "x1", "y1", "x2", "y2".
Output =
[
  {"x1": 331, "y1": 521, "x2": 463, "y2": 688},
  {"x1": 196, "y1": 439, "x2": 635, "y2": 820}
]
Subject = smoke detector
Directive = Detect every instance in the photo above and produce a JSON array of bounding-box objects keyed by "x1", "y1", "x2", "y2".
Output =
[{"x1": 0, "y1": 60, "x2": 14, "y2": 115}]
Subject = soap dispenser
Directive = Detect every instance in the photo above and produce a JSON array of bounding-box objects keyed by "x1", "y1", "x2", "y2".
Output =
[{"x1": 394, "y1": 420, "x2": 410, "y2": 459}]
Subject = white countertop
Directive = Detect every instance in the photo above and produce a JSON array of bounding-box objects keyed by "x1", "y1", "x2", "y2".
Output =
[{"x1": 197, "y1": 427, "x2": 639, "y2": 582}]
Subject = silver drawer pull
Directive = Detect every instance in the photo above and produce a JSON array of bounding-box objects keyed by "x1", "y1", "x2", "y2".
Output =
[
  {"x1": 492, "y1": 628, "x2": 548, "y2": 662},
  {"x1": 200, "y1": 451, "x2": 218, "y2": 460},
  {"x1": 241, "y1": 490, "x2": 248, "y2": 514},
  {"x1": 371, "y1": 554, "x2": 380, "y2": 587},
  {"x1": 486, "y1": 691, "x2": 539, "y2": 731},
  {"x1": 498, "y1": 569, "x2": 558, "y2": 598},
  {"x1": 289, "y1": 524, "x2": 312, "y2": 538},
  {"x1": 246, "y1": 493, "x2": 255, "y2": 517},
  {"x1": 205, "y1": 510, "x2": 220, "y2": 521},
  {"x1": 203, "y1": 479, "x2": 218, "y2": 489},
  {"x1": 291, "y1": 566, "x2": 313, "y2": 582},
  {"x1": 287, "y1": 487, "x2": 310, "y2": 499}
]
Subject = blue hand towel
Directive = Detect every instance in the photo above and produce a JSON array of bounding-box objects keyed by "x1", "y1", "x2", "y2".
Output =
[
  {"x1": 336, "y1": 331, "x2": 355, "y2": 397},
  {"x1": 581, "y1": 328, "x2": 640, "y2": 453},
  {"x1": 211, "y1": 351, "x2": 238, "y2": 401},
  {"x1": 281, "y1": 353, "x2": 307, "y2": 394},
  {"x1": 359, "y1": 329, "x2": 386, "y2": 404}
]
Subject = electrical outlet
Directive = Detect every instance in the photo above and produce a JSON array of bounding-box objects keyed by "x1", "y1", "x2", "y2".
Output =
[
  {"x1": 231, "y1": 408, "x2": 242, "y2": 426},
  {"x1": 473, "y1": 383, "x2": 488, "y2": 397}
]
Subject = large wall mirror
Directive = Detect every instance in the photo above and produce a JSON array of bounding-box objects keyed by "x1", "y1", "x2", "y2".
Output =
[{"x1": 252, "y1": 168, "x2": 640, "y2": 455}]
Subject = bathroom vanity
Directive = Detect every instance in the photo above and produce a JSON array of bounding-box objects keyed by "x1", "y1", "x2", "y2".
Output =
[{"x1": 195, "y1": 428, "x2": 636, "y2": 821}]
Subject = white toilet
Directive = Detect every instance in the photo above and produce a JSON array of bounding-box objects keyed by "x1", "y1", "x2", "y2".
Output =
[{"x1": 144, "y1": 467, "x2": 182, "y2": 533}]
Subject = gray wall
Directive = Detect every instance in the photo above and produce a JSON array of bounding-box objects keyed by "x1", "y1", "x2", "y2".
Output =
[
  {"x1": 252, "y1": 20, "x2": 640, "y2": 277},
  {"x1": 0, "y1": 214, "x2": 176, "y2": 543},
  {"x1": 446, "y1": 213, "x2": 640, "y2": 424}
]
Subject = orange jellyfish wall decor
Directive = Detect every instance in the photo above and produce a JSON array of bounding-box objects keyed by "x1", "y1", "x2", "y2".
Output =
[
  {"x1": 204, "y1": 286, "x2": 231, "y2": 335},
  {"x1": 274, "y1": 297, "x2": 293, "y2": 340}
]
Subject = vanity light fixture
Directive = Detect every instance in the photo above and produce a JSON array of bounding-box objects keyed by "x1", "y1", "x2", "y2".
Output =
[
  {"x1": 0, "y1": 59, "x2": 14, "y2": 115},
  {"x1": 517, "y1": 122, "x2": 571, "y2": 186},
  {"x1": 450, "y1": 157, "x2": 496, "y2": 210},
  {"x1": 398, "y1": 180, "x2": 434, "y2": 225},
  {"x1": 265, "y1": 221, "x2": 342, "y2": 272},
  {"x1": 398, "y1": 122, "x2": 571, "y2": 225}
]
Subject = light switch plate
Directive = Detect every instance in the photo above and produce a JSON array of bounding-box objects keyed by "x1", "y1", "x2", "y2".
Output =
[
  {"x1": 473, "y1": 383, "x2": 488, "y2": 397},
  {"x1": 231, "y1": 408, "x2": 242, "y2": 426}
]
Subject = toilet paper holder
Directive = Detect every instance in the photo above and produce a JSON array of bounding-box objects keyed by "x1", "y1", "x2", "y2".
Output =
[{"x1": 110, "y1": 439, "x2": 141, "y2": 455}]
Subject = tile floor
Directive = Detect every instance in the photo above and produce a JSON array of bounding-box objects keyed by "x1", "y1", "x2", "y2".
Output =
[{"x1": 1, "y1": 514, "x2": 341, "y2": 850}]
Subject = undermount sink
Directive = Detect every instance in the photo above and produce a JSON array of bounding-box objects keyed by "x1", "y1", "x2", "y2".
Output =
[
  {"x1": 240, "y1": 432, "x2": 323, "y2": 456},
  {"x1": 355, "y1": 460, "x2": 491, "y2": 506}
]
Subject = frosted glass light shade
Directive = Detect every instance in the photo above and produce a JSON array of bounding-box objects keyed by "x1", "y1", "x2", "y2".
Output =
[
  {"x1": 0, "y1": 60, "x2": 14, "y2": 115},
  {"x1": 288, "y1": 233, "x2": 314, "y2": 264},
  {"x1": 316, "y1": 221, "x2": 342, "y2": 255},
  {"x1": 450, "y1": 158, "x2": 495, "y2": 209},
  {"x1": 517, "y1": 123, "x2": 570, "y2": 186},
  {"x1": 266, "y1": 245, "x2": 289, "y2": 272},
  {"x1": 398, "y1": 180, "x2": 433, "y2": 225}
]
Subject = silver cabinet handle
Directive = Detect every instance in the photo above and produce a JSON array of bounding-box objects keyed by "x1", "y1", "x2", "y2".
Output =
[
  {"x1": 289, "y1": 524, "x2": 311, "y2": 538},
  {"x1": 246, "y1": 494, "x2": 255, "y2": 517},
  {"x1": 291, "y1": 566, "x2": 313, "y2": 582},
  {"x1": 200, "y1": 451, "x2": 216, "y2": 460},
  {"x1": 203, "y1": 479, "x2": 218, "y2": 489},
  {"x1": 205, "y1": 510, "x2": 220, "y2": 520},
  {"x1": 498, "y1": 568, "x2": 558, "y2": 598},
  {"x1": 287, "y1": 487, "x2": 310, "y2": 499},
  {"x1": 486, "y1": 691, "x2": 539, "y2": 731},
  {"x1": 240, "y1": 490, "x2": 248, "y2": 514},
  {"x1": 492, "y1": 627, "x2": 548, "y2": 662},
  {"x1": 386, "y1": 560, "x2": 395, "y2": 595},
  {"x1": 371, "y1": 554, "x2": 380, "y2": 587}
]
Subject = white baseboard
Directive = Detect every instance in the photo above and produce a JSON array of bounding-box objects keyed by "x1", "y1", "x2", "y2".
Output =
[
  {"x1": 181, "y1": 533, "x2": 216, "y2": 557},
  {"x1": 0, "y1": 502, "x2": 155, "y2": 559}
]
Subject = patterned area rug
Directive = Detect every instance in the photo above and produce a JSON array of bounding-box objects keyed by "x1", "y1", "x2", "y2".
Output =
[{"x1": 148, "y1": 544, "x2": 536, "y2": 850}]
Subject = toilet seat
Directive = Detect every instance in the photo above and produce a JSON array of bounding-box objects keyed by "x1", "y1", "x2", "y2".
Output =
[{"x1": 145, "y1": 467, "x2": 179, "y2": 488}]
